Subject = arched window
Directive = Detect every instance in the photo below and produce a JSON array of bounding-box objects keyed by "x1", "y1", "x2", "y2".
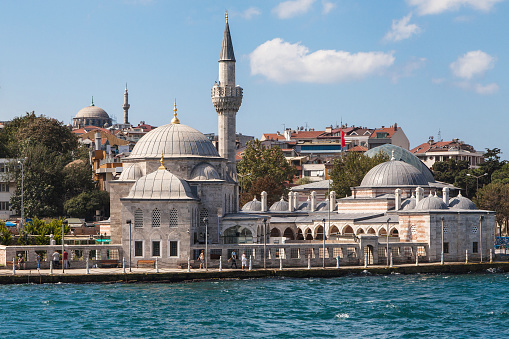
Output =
[
  {"x1": 315, "y1": 225, "x2": 325, "y2": 240},
  {"x1": 199, "y1": 208, "x2": 209, "y2": 226},
  {"x1": 297, "y1": 229, "x2": 304, "y2": 240},
  {"x1": 152, "y1": 209, "x2": 161, "y2": 227},
  {"x1": 379, "y1": 228, "x2": 387, "y2": 236},
  {"x1": 305, "y1": 229, "x2": 313, "y2": 240},
  {"x1": 134, "y1": 209, "x2": 143, "y2": 228},
  {"x1": 270, "y1": 228, "x2": 281, "y2": 238},
  {"x1": 330, "y1": 225, "x2": 340, "y2": 236},
  {"x1": 343, "y1": 225, "x2": 354, "y2": 234},
  {"x1": 390, "y1": 228, "x2": 399, "y2": 237},
  {"x1": 283, "y1": 228, "x2": 294, "y2": 240},
  {"x1": 367, "y1": 228, "x2": 376, "y2": 235},
  {"x1": 169, "y1": 208, "x2": 178, "y2": 227},
  {"x1": 223, "y1": 225, "x2": 253, "y2": 244},
  {"x1": 357, "y1": 228, "x2": 365, "y2": 235}
]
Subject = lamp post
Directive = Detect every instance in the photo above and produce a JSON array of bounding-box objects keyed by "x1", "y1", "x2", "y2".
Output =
[
  {"x1": 203, "y1": 217, "x2": 208, "y2": 271},
  {"x1": 467, "y1": 173, "x2": 488, "y2": 192},
  {"x1": 62, "y1": 219, "x2": 68, "y2": 274},
  {"x1": 479, "y1": 215, "x2": 484, "y2": 263},
  {"x1": 127, "y1": 219, "x2": 132, "y2": 272},
  {"x1": 386, "y1": 218, "x2": 391, "y2": 266},
  {"x1": 263, "y1": 217, "x2": 267, "y2": 269},
  {"x1": 440, "y1": 216, "x2": 444, "y2": 265},
  {"x1": 17, "y1": 159, "x2": 25, "y2": 229},
  {"x1": 322, "y1": 218, "x2": 326, "y2": 269}
]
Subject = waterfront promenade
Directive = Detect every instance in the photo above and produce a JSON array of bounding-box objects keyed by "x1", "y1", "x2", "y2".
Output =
[{"x1": 1, "y1": 260, "x2": 508, "y2": 284}]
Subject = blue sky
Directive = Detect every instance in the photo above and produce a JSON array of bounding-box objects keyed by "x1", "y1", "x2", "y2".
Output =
[{"x1": 0, "y1": 0, "x2": 507, "y2": 157}]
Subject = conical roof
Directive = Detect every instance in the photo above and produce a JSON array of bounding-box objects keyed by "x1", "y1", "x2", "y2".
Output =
[{"x1": 219, "y1": 20, "x2": 235, "y2": 61}]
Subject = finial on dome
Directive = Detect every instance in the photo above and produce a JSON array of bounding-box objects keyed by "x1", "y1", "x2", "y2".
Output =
[
  {"x1": 458, "y1": 191, "x2": 463, "y2": 197},
  {"x1": 171, "y1": 99, "x2": 180, "y2": 124},
  {"x1": 253, "y1": 196, "x2": 257, "y2": 201},
  {"x1": 91, "y1": 96, "x2": 94, "y2": 106},
  {"x1": 391, "y1": 150, "x2": 395, "y2": 161},
  {"x1": 158, "y1": 152, "x2": 166, "y2": 170},
  {"x1": 225, "y1": 11, "x2": 228, "y2": 23}
]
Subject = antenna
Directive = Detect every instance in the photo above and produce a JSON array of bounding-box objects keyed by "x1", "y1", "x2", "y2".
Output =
[{"x1": 438, "y1": 129, "x2": 442, "y2": 142}]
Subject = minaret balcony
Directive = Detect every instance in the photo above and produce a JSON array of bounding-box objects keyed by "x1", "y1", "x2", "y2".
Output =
[{"x1": 211, "y1": 86, "x2": 243, "y2": 98}]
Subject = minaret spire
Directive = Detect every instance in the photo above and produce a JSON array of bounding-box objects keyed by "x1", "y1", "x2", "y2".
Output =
[
  {"x1": 123, "y1": 84, "x2": 130, "y2": 125},
  {"x1": 212, "y1": 13, "x2": 242, "y2": 179},
  {"x1": 171, "y1": 99, "x2": 180, "y2": 124}
]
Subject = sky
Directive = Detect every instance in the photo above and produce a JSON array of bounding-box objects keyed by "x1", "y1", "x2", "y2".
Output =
[{"x1": 0, "y1": 0, "x2": 507, "y2": 157}]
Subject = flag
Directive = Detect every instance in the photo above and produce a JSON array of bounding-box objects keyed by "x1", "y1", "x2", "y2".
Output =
[{"x1": 341, "y1": 131, "x2": 345, "y2": 148}]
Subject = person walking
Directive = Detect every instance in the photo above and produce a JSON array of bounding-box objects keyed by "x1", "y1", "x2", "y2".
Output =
[
  {"x1": 63, "y1": 250, "x2": 69, "y2": 269},
  {"x1": 52, "y1": 250, "x2": 60, "y2": 269},
  {"x1": 241, "y1": 252, "x2": 247, "y2": 271},
  {"x1": 229, "y1": 250, "x2": 237, "y2": 269},
  {"x1": 36, "y1": 253, "x2": 41, "y2": 270},
  {"x1": 198, "y1": 250, "x2": 205, "y2": 269}
]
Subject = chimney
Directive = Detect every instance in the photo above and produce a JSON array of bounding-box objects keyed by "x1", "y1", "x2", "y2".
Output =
[
  {"x1": 329, "y1": 190, "x2": 336, "y2": 212},
  {"x1": 394, "y1": 122, "x2": 397, "y2": 131},
  {"x1": 94, "y1": 132, "x2": 101, "y2": 151},
  {"x1": 416, "y1": 187, "x2": 424, "y2": 203},
  {"x1": 261, "y1": 191, "x2": 267, "y2": 212},
  {"x1": 288, "y1": 192, "x2": 294, "y2": 211},
  {"x1": 310, "y1": 191, "x2": 316, "y2": 212},
  {"x1": 395, "y1": 188, "x2": 401, "y2": 210},
  {"x1": 442, "y1": 187, "x2": 450, "y2": 206},
  {"x1": 284, "y1": 129, "x2": 292, "y2": 141},
  {"x1": 293, "y1": 192, "x2": 298, "y2": 210},
  {"x1": 325, "y1": 125, "x2": 332, "y2": 134}
]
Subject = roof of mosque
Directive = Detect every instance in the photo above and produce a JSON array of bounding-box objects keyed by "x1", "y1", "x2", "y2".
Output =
[
  {"x1": 75, "y1": 105, "x2": 110, "y2": 119},
  {"x1": 125, "y1": 168, "x2": 195, "y2": 200},
  {"x1": 361, "y1": 160, "x2": 430, "y2": 187}
]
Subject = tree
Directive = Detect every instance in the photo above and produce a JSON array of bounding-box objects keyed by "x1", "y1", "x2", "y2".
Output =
[
  {"x1": 296, "y1": 177, "x2": 312, "y2": 185},
  {"x1": 329, "y1": 151, "x2": 388, "y2": 198},
  {"x1": 432, "y1": 159, "x2": 470, "y2": 184},
  {"x1": 240, "y1": 176, "x2": 284, "y2": 207},
  {"x1": 0, "y1": 221, "x2": 13, "y2": 246},
  {"x1": 18, "y1": 217, "x2": 70, "y2": 245},
  {"x1": 474, "y1": 182, "x2": 509, "y2": 236},
  {"x1": 491, "y1": 162, "x2": 509, "y2": 185},
  {"x1": 64, "y1": 190, "x2": 110, "y2": 220},
  {"x1": 237, "y1": 139, "x2": 295, "y2": 206}
]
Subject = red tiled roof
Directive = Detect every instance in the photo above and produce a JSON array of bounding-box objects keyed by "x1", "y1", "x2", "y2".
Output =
[
  {"x1": 72, "y1": 126, "x2": 109, "y2": 135},
  {"x1": 347, "y1": 145, "x2": 368, "y2": 152},
  {"x1": 261, "y1": 133, "x2": 286, "y2": 141},
  {"x1": 369, "y1": 126, "x2": 400, "y2": 139}
]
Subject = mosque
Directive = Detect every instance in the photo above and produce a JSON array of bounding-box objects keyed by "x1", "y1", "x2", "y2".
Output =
[{"x1": 108, "y1": 15, "x2": 495, "y2": 267}]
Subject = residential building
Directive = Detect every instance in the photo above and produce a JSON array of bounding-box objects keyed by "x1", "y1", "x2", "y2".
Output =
[{"x1": 410, "y1": 137, "x2": 484, "y2": 169}]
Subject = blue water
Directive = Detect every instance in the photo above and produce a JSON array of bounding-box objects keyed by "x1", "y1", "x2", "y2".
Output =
[{"x1": 1, "y1": 273, "x2": 508, "y2": 338}]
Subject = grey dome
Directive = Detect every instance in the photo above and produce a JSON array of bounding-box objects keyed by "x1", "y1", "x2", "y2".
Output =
[
  {"x1": 118, "y1": 163, "x2": 143, "y2": 181},
  {"x1": 365, "y1": 144, "x2": 435, "y2": 183},
  {"x1": 270, "y1": 197, "x2": 289, "y2": 211},
  {"x1": 449, "y1": 193, "x2": 477, "y2": 210},
  {"x1": 401, "y1": 195, "x2": 416, "y2": 210},
  {"x1": 361, "y1": 160, "x2": 429, "y2": 187},
  {"x1": 75, "y1": 105, "x2": 110, "y2": 119},
  {"x1": 129, "y1": 123, "x2": 220, "y2": 159},
  {"x1": 297, "y1": 198, "x2": 311, "y2": 211},
  {"x1": 316, "y1": 200, "x2": 329, "y2": 211},
  {"x1": 126, "y1": 169, "x2": 195, "y2": 200},
  {"x1": 415, "y1": 194, "x2": 447, "y2": 210},
  {"x1": 242, "y1": 197, "x2": 261, "y2": 211},
  {"x1": 190, "y1": 163, "x2": 220, "y2": 180}
]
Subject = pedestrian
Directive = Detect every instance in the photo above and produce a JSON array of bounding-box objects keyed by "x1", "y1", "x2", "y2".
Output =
[
  {"x1": 230, "y1": 250, "x2": 237, "y2": 269},
  {"x1": 17, "y1": 254, "x2": 25, "y2": 270},
  {"x1": 63, "y1": 250, "x2": 69, "y2": 269},
  {"x1": 52, "y1": 250, "x2": 60, "y2": 269},
  {"x1": 241, "y1": 252, "x2": 247, "y2": 270},
  {"x1": 36, "y1": 253, "x2": 41, "y2": 270},
  {"x1": 198, "y1": 250, "x2": 205, "y2": 269}
]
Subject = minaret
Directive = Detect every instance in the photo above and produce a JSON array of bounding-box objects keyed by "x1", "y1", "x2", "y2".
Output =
[
  {"x1": 212, "y1": 12, "x2": 243, "y2": 179},
  {"x1": 123, "y1": 84, "x2": 130, "y2": 125}
]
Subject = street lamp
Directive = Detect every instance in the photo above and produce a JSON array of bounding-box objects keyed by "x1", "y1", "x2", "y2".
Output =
[
  {"x1": 203, "y1": 217, "x2": 208, "y2": 271},
  {"x1": 321, "y1": 218, "x2": 327, "y2": 268},
  {"x1": 386, "y1": 218, "x2": 391, "y2": 266},
  {"x1": 62, "y1": 219, "x2": 68, "y2": 274},
  {"x1": 467, "y1": 173, "x2": 488, "y2": 192},
  {"x1": 440, "y1": 216, "x2": 445, "y2": 265},
  {"x1": 17, "y1": 159, "x2": 25, "y2": 229},
  {"x1": 127, "y1": 219, "x2": 132, "y2": 272},
  {"x1": 263, "y1": 217, "x2": 267, "y2": 269},
  {"x1": 479, "y1": 215, "x2": 484, "y2": 263}
]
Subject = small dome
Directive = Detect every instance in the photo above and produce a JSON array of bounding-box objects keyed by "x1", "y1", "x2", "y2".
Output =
[
  {"x1": 129, "y1": 123, "x2": 220, "y2": 159},
  {"x1": 270, "y1": 197, "x2": 289, "y2": 211},
  {"x1": 316, "y1": 200, "x2": 329, "y2": 211},
  {"x1": 190, "y1": 163, "x2": 220, "y2": 180},
  {"x1": 401, "y1": 195, "x2": 416, "y2": 210},
  {"x1": 361, "y1": 160, "x2": 429, "y2": 187},
  {"x1": 75, "y1": 105, "x2": 110, "y2": 119},
  {"x1": 242, "y1": 197, "x2": 261, "y2": 211},
  {"x1": 297, "y1": 198, "x2": 311, "y2": 211},
  {"x1": 415, "y1": 193, "x2": 447, "y2": 210},
  {"x1": 449, "y1": 192, "x2": 477, "y2": 210},
  {"x1": 118, "y1": 163, "x2": 143, "y2": 181},
  {"x1": 126, "y1": 169, "x2": 195, "y2": 200}
]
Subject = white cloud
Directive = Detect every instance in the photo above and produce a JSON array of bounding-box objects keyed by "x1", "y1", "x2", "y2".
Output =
[
  {"x1": 432, "y1": 78, "x2": 446, "y2": 84},
  {"x1": 249, "y1": 38, "x2": 395, "y2": 83},
  {"x1": 407, "y1": 0, "x2": 503, "y2": 15},
  {"x1": 383, "y1": 13, "x2": 421, "y2": 42},
  {"x1": 474, "y1": 82, "x2": 499, "y2": 94},
  {"x1": 239, "y1": 7, "x2": 262, "y2": 20},
  {"x1": 273, "y1": 0, "x2": 316, "y2": 19},
  {"x1": 322, "y1": 1, "x2": 336, "y2": 14},
  {"x1": 450, "y1": 50, "x2": 495, "y2": 79},
  {"x1": 391, "y1": 57, "x2": 426, "y2": 82}
]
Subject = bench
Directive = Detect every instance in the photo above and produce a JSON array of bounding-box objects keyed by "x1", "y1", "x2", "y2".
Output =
[
  {"x1": 177, "y1": 260, "x2": 194, "y2": 269},
  {"x1": 137, "y1": 260, "x2": 156, "y2": 268},
  {"x1": 98, "y1": 260, "x2": 120, "y2": 268}
]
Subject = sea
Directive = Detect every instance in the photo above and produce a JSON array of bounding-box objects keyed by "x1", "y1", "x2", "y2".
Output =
[{"x1": 1, "y1": 273, "x2": 508, "y2": 338}]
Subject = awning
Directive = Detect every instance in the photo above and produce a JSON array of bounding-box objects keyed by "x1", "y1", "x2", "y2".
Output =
[{"x1": 5, "y1": 222, "x2": 16, "y2": 227}]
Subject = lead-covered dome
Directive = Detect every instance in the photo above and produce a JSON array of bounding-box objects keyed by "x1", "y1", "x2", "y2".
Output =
[
  {"x1": 190, "y1": 163, "x2": 221, "y2": 180},
  {"x1": 361, "y1": 160, "x2": 429, "y2": 187},
  {"x1": 401, "y1": 195, "x2": 416, "y2": 210},
  {"x1": 75, "y1": 105, "x2": 110, "y2": 119},
  {"x1": 118, "y1": 163, "x2": 143, "y2": 181},
  {"x1": 449, "y1": 192, "x2": 477, "y2": 210},
  {"x1": 125, "y1": 168, "x2": 195, "y2": 200},
  {"x1": 415, "y1": 193, "x2": 447, "y2": 210},
  {"x1": 270, "y1": 197, "x2": 289, "y2": 212},
  {"x1": 129, "y1": 124, "x2": 220, "y2": 159},
  {"x1": 242, "y1": 197, "x2": 262, "y2": 211}
]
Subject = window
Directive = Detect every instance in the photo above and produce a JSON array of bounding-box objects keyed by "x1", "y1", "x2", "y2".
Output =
[
  {"x1": 169, "y1": 241, "x2": 179, "y2": 257},
  {"x1": 444, "y1": 242, "x2": 449, "y2": 254},
  {"x1": 443, "y1": 224, "x2": 449, "y2": 234},
  {"x1": 0, "y1": 183, "x2": 9, "y2": 192},
  {"x1": 152, "y1": 241, "x2": 161, "y2": 257},
  {"x1": 170, "y1": 208, "x2": 178, "y2": 227},
  {"x1": 152, "y1": 209, "x2": 161, "y2": 227},
  {"x1": 473, "y1": 242, "x2": 478, "y2": 253},
  {"x1": 411, "y1": 225, "x2": 417, "y2": 234},
  {"x1": 376, "y1": 132, "x2": 388, "y2": 139},
  {"x1": 134, "y1": 209, "x2": 143, "y2": 228},
  {"x1": 0, "y1": 201, "x2": 9, "y2": 210},
  {"x1": 134, "y1": 241, "x2": 143, "y2": 257},
  {"x1": 199, "y1": 208, "x2": 209, "y2": 226},
  {"x1": 472, "y1": 225, "x2": 478, "y2": 234}
]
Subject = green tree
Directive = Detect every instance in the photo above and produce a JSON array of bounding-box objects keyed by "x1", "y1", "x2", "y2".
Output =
[
  {"x1": 64, "y1": 190, "x2": 110, "y2": 220},
  {"x1": 329, "y1": 151, "x2": 388, "y2": 198},
  {"x1": 237, "y1": 139, "x2": 295, "y2": 204},
  {"x1": 491, "y1": 162, "x2": 509, "y2": 185},
  {"x1": 474, "y1": 182, "x2": 509, "y2": 236},
  {"x1": 295, "y1": 176, "x2": 312, "y2": 185},
  {"x1": 240, "y1": 176, "x2": 284, "y2": 207},
  {"x1": 18, "y1": 217, "x2": 70, "y2": 245},
  {"x1": 0, "y1": 221, "x2": 13, "y2": 246},
  {"x1": 431, "y1": 159, "x2": 470, "y2": 184}
]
